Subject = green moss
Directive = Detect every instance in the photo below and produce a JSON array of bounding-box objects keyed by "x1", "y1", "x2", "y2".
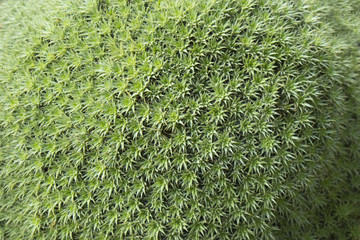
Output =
[{"x1": 0, "y1": 0, "x2": 359, "y2": 239}]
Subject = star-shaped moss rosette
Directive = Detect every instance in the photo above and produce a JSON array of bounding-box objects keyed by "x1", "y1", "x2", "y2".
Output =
[{"x1": 0, "y1": 0, "x2": 359, "y2": 239}]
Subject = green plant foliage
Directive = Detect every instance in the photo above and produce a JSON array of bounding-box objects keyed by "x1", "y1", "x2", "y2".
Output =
[{"x1": 0, "y1": 0, "x2": 359, "y2": 239}]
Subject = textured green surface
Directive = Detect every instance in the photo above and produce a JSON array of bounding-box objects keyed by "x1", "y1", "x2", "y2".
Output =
[{"x1": 0, "y1": 0, "x2": 359, "y2": 239}]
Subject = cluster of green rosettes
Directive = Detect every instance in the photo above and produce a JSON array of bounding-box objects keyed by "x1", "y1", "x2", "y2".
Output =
[{"x1": 0, "y1": 0, "x2": 359, "y2": 239}]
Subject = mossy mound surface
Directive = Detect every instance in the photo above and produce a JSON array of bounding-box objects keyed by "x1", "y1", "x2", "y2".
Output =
[{"x1": 0, "y1": 0, "x2": 359, "y2": 239}]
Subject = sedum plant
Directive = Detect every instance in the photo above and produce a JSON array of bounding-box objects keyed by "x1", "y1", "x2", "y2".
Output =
[{"x1": 0, "y1": 0, "x2": 359, "y2": 239}]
